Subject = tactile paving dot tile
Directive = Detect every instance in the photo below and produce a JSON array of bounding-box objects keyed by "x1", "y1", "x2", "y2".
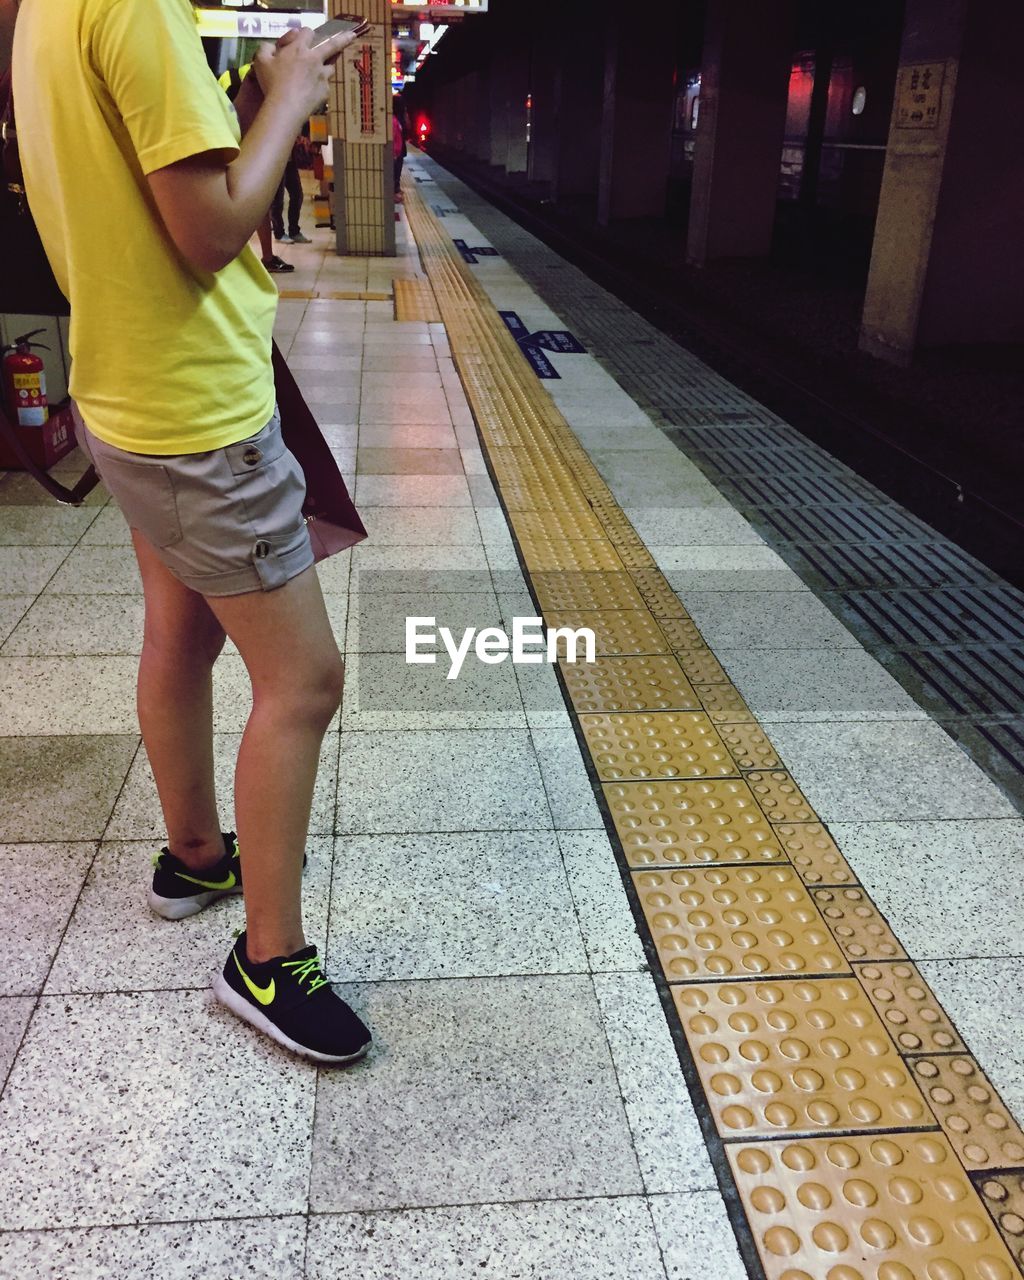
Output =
[
  {"x1": 746, "y1": 772, "x2": 819, "y2": 824},
  {"x1": 513, "y1": 508, "x2": 608, "y2": 542},
  {"x1": 657, "y1": 616, "x2": 708, "y2": 651},
  {"x1": 609, "y1": 540, "x2": 659, "y2": 571},
  {"x1": 858, "y1": 963, "x2": 967, "y2": 1055},
  {"x1": 628, "y1": 568, "x2": 689, "y2": 619},
  {"x1": 531, "y1": 571, "x2": 647, "y2": 613},
  {"x1": 774, "y1": 824, "x2": 857, "y2": 887},
  {"x1": 604, "y1": 778, "x2": 788, "y2": 867},
  {"x1": 978, "y1": 1175, "x2": 1024, "y2": 1275},
  {"x1": 911, "y1": 1057, "x2": 1024, "y2": 1172},
  {"x1": 588, "y1": 500, "x2": 642, "y2": 536},
  {"x1": 545, "y1": 610, "x2": 670, "y2": 656},
  {"x1": 579, "y1": 711, "x2": 737, "y2": 782},
  {"x1": 496, "y1": 476, "x2": 583, "y2": 512},
  {"x1": 728, "y1": 1132, "x2": 1020, "y2": 1280},
  {"x1": 674, "y1": 647, "x2": 731, "y2": 685},
  {"x1": 674, "y1": 978, "x2": 931, "y2": 1138},
  {"x1": 693, "y1": 683, "x2": 757, "y2": 724},
  {"x1": 719, "y1": 723, "x2": 784, "y2": 771},
  {"x1": 515, "y1": 537, "x2": 625, "y2": 572},
  {"x1": 633, "y1": 865, "x2": 851, "y2": 981},
  {"x1": 559, "y1": 655, "x2": 700, "y2": 713},
  {"x1": 812, "y1": 888, "x2": 908, "y2": 962},
  {"x1": 486, "y1": 448, "x2": 576, "y2": 488}
]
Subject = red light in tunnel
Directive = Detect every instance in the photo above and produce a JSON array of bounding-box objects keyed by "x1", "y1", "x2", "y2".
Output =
[{"x1": 418, "y1": 117, "x2": 430, "y2": 139}]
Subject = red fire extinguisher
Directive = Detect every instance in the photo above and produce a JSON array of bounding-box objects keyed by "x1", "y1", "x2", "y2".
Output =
[{"x1": 2, "y1": 329, "x2": 50, "y2": 427}]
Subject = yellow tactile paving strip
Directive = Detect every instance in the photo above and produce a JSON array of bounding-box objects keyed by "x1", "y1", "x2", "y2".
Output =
[
  {"x1": 559, "y1": 654, "x2": 701, "y2": 714},
  {"x1": 981, "y1": 1175, "x2": 1024, "y2": 1274},
  {"x1": 402, "y1": 179, "x2": 1024, "y2": 1280},
  {"x1": 729, "y1": 1134, "x2": 1019, "y2": 1280},
  {"x1": 606, "y1": 778, "x2": 787, "y2": 868},
  {"x1": 676, "y1": 979, "x2": 932, "y2": 1138},
  {"x1": 911, "y1": 1057, "x2": 1024, "y2": 1173},
  {"x1": 580, "y1": 711, "x2": 736, "y2": 781},
  {"x1": 636, "y1": 866, "x2": 851, "y2": 981},
  {"x1": 393, "y1": 276, "x2": 442, "y2": 322},
  {"x1": 857, "y1": 962, "x2": 967, "y2": 1055}
]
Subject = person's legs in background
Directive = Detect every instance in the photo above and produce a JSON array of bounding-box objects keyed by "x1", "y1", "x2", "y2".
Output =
[
  {"x1": 258, "y1": 211, "x2": 293, "y2": 273},
  {"x1": 394, "y1": 153, "x2": 405, "y2": 202},
  {"x1": 284, "y1": 161, "x2": 309, "y2": 243},
  {"x1": 271, "y1": 179, "x2": 289, "y2": 243}
]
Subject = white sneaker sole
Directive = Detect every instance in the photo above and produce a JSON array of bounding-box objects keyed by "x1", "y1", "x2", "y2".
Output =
[
  {"x1": 212, "y1": 972, "x2": 371, "y2": 1066},
  {"x1": 148, "y1": 886, "x2": 242, "y2": 921}
]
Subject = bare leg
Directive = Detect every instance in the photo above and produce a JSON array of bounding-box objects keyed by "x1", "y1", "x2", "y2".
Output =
[
  {"x1": 133, "y1": 531, "x2": 226, "y2": 871},
  {"x1": 206, "y1": 566, "x2": 343, "y2": 964}
]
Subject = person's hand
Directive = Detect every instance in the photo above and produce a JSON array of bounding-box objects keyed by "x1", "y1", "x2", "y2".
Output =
[{"x1": 253, "y1": 24, "x2": 368, "y2": 122}]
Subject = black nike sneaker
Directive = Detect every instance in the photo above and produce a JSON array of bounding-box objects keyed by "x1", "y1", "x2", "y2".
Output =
[
  {"x1": 213, "y1": 931, "x2": 371, "y2": 1066},
  {"x1": 149, "y1": 832, "x2": 242, "y2": 921}
]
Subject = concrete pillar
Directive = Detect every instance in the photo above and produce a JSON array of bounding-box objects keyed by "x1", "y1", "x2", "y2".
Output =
[
  {"x1": 860, "y1": 0, "x2": 1024, "y2": 361},
  {"x1": 488, "y1": 51, "x2": 512, "y2": 169},
  {"x1": 686, "y1": 0, "x2": 797, "y2": 264},
  {"x1": 527, "y1": 28, "x2": 558, "y2": 188},
  {"x1": 550, "y1": 1, "x2": 605, "y2": 203},
  {"x1": 465, "y1": 71, "x2": 489, "y2": 163},
  {"x1": 597, "y1": 1, "x2": 677, "y2": 225},
  {"x1": 329, "y1": 0, "x2": 395, "y2": 256}
]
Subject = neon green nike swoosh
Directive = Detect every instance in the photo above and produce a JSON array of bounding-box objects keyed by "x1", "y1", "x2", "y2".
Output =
[
  {"x1": 234, "y1": 951, "x2": 275, "y2": 1006},
  {"x1": 176, "y1": 868, "x2": 237, "y2": 891}
]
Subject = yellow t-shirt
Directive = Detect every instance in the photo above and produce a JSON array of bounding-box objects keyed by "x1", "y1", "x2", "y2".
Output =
[{"x1": 13, "y1": 0, "x2": 279, "y2": 455}]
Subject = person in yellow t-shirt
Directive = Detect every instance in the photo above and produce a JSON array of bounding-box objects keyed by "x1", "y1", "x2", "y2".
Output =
[{"x1": 12, "y1": 0, "x2": 373, "y2": 1065}]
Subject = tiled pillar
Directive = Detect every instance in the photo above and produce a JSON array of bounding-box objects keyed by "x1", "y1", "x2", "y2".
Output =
[
  {"x1": 860, "y1": 0, "x2": 1024, "y2": 362},
  {"x1": 685, "y1": 0, "x2": 797, "y2": 263},
  {"x1": 329, "y1": 0, "x2": 395, "y2": 256},
  {"x1": 550, "y1": 1, "x2": 605, "y2": 203},
  {"x1": 597, "y1": 0, "x2": 678, "y2": 225}
]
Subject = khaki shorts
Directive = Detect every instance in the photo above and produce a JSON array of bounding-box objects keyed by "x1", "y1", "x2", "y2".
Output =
[{"x1": 76, "y1": 407, "x2": 315, "y2": 596}]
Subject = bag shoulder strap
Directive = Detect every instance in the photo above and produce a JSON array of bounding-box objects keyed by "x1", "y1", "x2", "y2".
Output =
[{"x1": 0, "y1": 411, "x2": 99, "y2": 505}]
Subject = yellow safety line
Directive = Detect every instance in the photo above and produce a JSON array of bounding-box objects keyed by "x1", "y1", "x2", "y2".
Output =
[
  {"x1": 402, "y1": 177, "x2": 1024, "y2": 1280},
  {"x1": 394, "y1": 277, "x2": 443, "y2": 323}
]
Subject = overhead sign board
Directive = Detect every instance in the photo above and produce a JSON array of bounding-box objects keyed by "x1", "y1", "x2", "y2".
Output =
[
  {"x1": 390, "y1": 1, "x2": 487, "y2": 12},
  {"x1": 195, "y1": 10, "x2": 322, "y2": 39}
]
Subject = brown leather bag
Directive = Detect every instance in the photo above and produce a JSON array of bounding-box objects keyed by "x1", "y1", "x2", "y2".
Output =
[{"x1": 272, "y1": 339, "x2": 367, "y2": 560}]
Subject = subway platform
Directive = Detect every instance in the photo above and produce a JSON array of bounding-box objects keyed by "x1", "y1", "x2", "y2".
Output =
[{"x1": 0, "y1": 156, "x2": 1022, "y2": 1280}]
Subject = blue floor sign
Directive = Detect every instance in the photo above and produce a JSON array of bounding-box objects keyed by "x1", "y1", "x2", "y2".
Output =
[
  {"x1": 453, "y1": 239, "x2": 501, "y2": 264},
  {"x1": 498, "y1": 312, "x2": 587, "y2": 379}
]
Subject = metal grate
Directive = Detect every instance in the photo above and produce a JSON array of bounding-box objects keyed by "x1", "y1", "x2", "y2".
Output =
[
  {"x1": 839, "y1": 587, "x2": 1024, "y2": 647},
  {"x1": 754, "y1": 503, "x2": 937, "y2": 544},
  {"x1": 783, "y1": 542, "x2": 996, "y2": 591}
]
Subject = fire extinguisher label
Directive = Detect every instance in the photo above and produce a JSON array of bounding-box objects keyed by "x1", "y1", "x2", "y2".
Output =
[
  {"x1": 13, "y1": 373, "x2": 43, "y2": 392},
  {"x1": 17, "y1": 406, "x2": 47, "y2": 426}
]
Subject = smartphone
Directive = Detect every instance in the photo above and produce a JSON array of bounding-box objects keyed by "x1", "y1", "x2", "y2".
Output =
[{"x1": 310, "y1": 17, "x2": 368, "y2": 48}]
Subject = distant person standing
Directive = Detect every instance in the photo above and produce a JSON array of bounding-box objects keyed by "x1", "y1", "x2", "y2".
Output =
[
  {"x1": 392, "y1": 93, "x2": 406, "y2": 202},
  {"x1": 273, "y1": 134, "x2": 309, "y2": 244}
]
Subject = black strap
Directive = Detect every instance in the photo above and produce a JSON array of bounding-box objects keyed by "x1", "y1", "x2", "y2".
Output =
[{"x1": 0, "y1": 410, "x2": 99, "y2": 505}]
